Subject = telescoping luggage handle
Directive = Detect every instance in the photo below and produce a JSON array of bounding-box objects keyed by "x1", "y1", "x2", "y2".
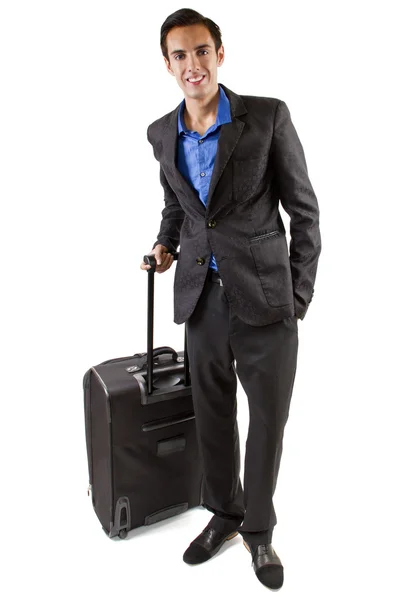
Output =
[{"x1": 142, "y1": 251, "x2": 190, "y2": 395}]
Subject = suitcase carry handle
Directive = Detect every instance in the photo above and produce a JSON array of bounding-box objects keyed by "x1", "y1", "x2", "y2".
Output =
[
  {"x1": 142, "y1": 346, "x2": 179, "y2": 368},
  {"x1": 142, "y1": 252, "x2": 190, "y2": 395}
]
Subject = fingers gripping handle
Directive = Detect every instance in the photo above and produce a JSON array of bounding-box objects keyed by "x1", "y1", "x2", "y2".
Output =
[{"x1": 143, "y1": 251, "x2": 180, "y2": 271}]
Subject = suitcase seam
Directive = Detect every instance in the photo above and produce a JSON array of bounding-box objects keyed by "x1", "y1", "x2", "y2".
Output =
[{"x1": 92, "y1": 367, "x2": 115, "y2": 532}]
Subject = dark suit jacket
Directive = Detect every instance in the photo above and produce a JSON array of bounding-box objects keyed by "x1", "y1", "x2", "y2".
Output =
[{"x1": 146, "y1": 82, "x2": 321, "y2": 326}]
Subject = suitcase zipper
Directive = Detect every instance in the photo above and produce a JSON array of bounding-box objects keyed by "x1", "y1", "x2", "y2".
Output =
[
  {"x1": 83, "y1": 373, "x2": 94, "y2": 498},
  {"x1": 90, "y1": 368, "x2": 115, "y2": 523}
]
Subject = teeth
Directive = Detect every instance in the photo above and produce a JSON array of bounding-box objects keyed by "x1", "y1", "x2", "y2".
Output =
[{"x1": 188, "y1": 76, "x2": 204, "y2": 82}]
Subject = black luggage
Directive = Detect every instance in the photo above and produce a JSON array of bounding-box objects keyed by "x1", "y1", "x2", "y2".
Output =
[{"x1": 83, "y1": 252, "x2": 203, "y2": 539}]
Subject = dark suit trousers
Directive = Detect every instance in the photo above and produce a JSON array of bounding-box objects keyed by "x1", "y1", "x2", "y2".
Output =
[{"x1": 185, "y1": 268, "x2": 299, "y2": 545}]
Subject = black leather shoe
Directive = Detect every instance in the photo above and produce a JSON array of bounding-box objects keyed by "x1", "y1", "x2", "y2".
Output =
[
  {"x1": 243, "y1": 540, "x2": 284, "y2": 589},
  {"x1": 183, "y1": 524, "x2": 239, "y2": 565}
]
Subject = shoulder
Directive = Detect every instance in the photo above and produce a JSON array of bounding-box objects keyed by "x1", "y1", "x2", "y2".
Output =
[
  {"x1": 147, "y1": 107, "x2": 177, "y2": 146},
  {"x1": 239, "y1": 93, "x2": 288, "y2": 121},
  {"x1": 234, "y1": 93, "x2": 296, "y2": 134},
  {"x1": 240, "y1": 93, "x2": 282, "y2": 107}
]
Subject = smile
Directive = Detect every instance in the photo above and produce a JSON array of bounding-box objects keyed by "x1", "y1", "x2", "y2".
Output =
[{"x1": 187, "y1": 75, "x2": 206, "y2": 84}]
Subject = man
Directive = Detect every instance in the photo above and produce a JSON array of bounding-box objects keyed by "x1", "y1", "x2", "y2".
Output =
[{"x1": 140, "y1": 8, "x2": 321, "y2": 590}]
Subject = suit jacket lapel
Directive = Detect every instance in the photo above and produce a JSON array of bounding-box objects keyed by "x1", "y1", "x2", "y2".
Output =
[
  {"x1": 163, "y1": 106, "x2": 206, "y2": 215},
  {"x1": 206, "y1": 117, "x2": 245, "y2": 214},
  {"x1": 162, "y1": 83, "x2": 248, "y2": 217}
]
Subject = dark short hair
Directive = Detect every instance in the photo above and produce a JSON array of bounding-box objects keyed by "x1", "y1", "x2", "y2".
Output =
[{"x1": 160, "y1": 8, "x2": 222, "y2": 62}]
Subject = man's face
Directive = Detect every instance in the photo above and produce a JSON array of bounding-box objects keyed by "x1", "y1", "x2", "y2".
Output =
[{"x1": 164, "y1": 24, "x2": 224, "y2": 100}]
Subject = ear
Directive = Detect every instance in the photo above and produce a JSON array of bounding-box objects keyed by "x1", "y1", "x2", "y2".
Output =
[
  {"x1": 217, "y1": 44, "x2": 225, "y2": 67},
  {"x1": 164, "y1": 56, "x2": 175, "y2": 76}
]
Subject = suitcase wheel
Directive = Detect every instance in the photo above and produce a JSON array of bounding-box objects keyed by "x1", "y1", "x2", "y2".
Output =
[{"x1": 118, "y1": 529, "x2": 128, "y2": 539}]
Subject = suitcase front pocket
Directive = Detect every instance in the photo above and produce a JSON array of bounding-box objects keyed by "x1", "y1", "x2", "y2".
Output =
[
  {"x1": 142, "y1": 410, "x2": 195, "y2": 432},
  {"x1": 142, "y1": 411, "x2": 196, "y2": 457}
]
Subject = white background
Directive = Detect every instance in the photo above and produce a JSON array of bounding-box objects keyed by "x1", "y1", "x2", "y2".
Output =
[{"x1": 1, "y1": 1, "x2": 399, "y2": 598}]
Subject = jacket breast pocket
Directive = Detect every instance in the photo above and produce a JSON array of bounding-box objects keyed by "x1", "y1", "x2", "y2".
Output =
[
  {"x1": 232, "y1": 154, "x2": 268, "y2": 203},
  {"x1": 249, "y1": 231, "x2": 293, "y2": 307}
]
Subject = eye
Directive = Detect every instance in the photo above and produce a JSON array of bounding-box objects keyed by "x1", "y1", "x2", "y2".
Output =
[{"x1": 174, "y1": 50, "x2": 208, "y2": 60}]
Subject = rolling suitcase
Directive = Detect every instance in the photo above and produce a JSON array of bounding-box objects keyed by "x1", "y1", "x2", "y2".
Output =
[{"x1": 83, "y1": 252, "x2": 203, "y2": 539}]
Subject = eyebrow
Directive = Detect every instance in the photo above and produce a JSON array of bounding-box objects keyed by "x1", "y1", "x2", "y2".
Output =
[{"x1": 170, "y1": 43, "x2": 213, "y2": 56}]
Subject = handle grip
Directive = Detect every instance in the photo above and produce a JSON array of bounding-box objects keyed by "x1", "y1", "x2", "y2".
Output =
[
  {"x1": 142, "y1": 346, "x2": 179, "y2": 369},
  {"x1": 143, "y1": 251, "x2": 180, "y2": 271}
]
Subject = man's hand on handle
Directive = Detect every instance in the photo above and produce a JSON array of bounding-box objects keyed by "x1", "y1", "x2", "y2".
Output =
[{"x1": 140, "y1": 244, "x2": 174, "y2": 273}]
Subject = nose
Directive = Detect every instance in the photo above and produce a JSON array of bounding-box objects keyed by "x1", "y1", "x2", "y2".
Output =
[{"x1": 187, "y1": 52, "x2": 202, "y2": 73}]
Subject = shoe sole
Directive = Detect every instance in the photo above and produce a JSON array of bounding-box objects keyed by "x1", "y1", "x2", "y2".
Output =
[{"x1": 243, "y1": 541, "x2": 284, "y2": 590}]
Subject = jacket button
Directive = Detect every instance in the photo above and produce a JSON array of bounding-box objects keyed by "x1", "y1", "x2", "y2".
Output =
[
  {"x1": 196, "y1": 257, "x2": 205, "y2": 265},
  {"x1": 207, "y1": 219, "x2": 217, "y2": 228}
]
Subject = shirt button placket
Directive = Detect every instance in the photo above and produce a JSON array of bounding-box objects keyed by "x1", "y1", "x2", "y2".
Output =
[{"x1": 199, "y1": 137, "x2": 205, "y2": 180}]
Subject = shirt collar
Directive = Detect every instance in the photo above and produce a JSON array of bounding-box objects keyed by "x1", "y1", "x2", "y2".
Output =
[{"x1": 178, "y1": 84, "x2": 232, "y2": 136}]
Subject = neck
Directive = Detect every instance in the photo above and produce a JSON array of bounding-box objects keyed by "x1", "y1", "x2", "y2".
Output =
[{"x1": 183, "y1": 84, "x2": 220, "y2": 126}]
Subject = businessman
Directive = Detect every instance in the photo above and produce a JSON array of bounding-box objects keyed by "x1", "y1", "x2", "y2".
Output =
[{"x1": 140, "y1": 8, "x2": 321, "y2": 590}]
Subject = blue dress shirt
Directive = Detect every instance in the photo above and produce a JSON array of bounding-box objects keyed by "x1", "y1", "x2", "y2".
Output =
[{"x1": 177, "y1": 84, "x2": 232, "y2": 272}]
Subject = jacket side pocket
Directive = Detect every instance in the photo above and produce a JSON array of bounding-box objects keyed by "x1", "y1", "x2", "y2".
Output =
[{"x1": 249, "y1": 232, "x2": 293, "y2": 308}]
